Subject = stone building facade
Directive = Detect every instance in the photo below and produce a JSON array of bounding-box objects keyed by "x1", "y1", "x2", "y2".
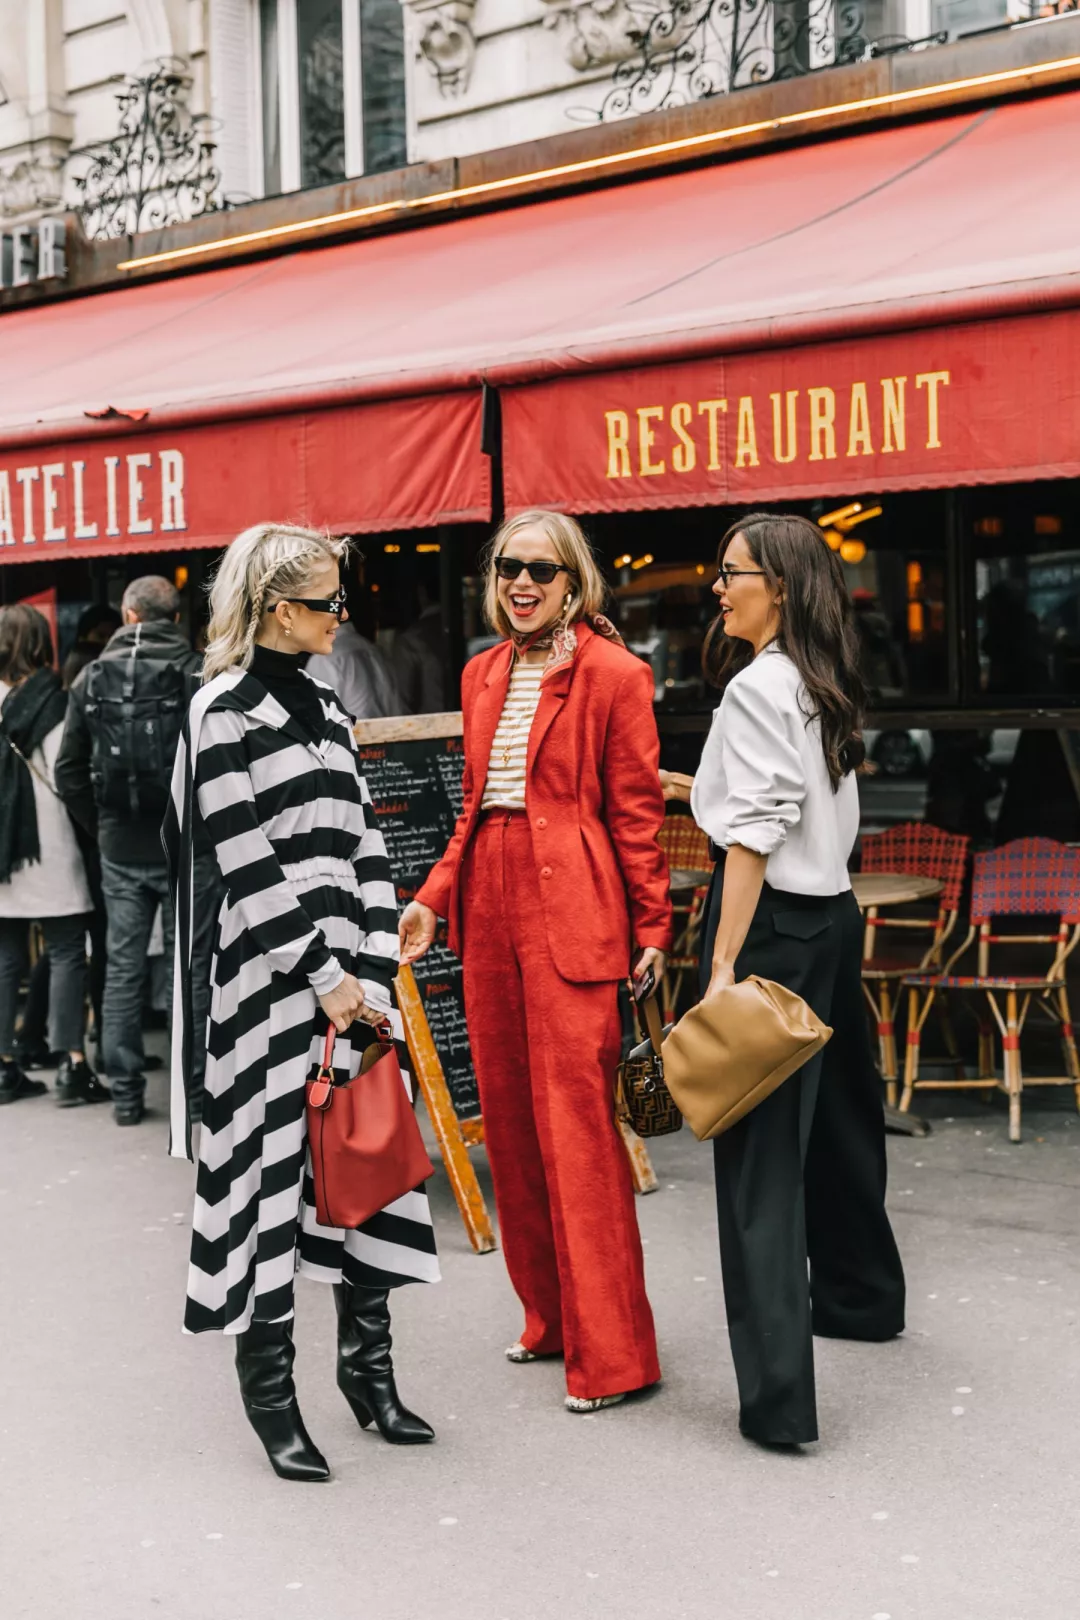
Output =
[{"x1": 0, "y1": 0, "x2": 1050, "y2": 232}]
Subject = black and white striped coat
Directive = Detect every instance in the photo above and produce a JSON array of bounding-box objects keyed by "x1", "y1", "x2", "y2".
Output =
[{"x1": 164, "y1": 668, "x2": 439, "y2": 1334}]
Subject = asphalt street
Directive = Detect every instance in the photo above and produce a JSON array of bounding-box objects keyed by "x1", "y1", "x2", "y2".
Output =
[{"x1": 2, "y1": 1044, "x2": 1079, "y2": 1620}]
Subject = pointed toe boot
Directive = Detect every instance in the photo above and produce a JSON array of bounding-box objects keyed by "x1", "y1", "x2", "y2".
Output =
[
  {"x1": 235, "y1": 1320, "x2": 331, "y2": 1482},
  {"x1": 333, "y1": 1284, "x2": 434, "y2": 1446}
]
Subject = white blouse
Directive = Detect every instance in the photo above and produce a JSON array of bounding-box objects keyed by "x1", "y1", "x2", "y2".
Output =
[
  {"x1": 481, "y1": 660, "x2": 545, "y2": 810},
  {"x1": 690, "y1": 646, "x2": 858, "y2": 897}
]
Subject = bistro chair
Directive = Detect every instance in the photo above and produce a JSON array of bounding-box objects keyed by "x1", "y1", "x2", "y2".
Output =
[
  {"x1": 859, "y1": 822, "x2": 970, "y2": 1105},
  {"x1": 657, "y1": 815, "x2": 715, "y2": 1024},
  {"x1": 900, "y1": 837, "x2": 1080, "y2": 1142}
]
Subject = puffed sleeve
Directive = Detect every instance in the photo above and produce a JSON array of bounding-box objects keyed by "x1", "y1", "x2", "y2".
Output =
[{"x1": 712, "y1": 675, "x2": 806, "y2": 855}]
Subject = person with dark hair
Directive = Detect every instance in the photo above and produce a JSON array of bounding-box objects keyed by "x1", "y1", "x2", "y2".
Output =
[
  {"x1": 61, "y1": 603, "x2": 124, "y2": 691},
  {"x1": 665, "y1": 513, "x2": 905, "y2": 1448},
  {"x1": 55, "y1": 575, "x2": 205, "y2": 1126},
  {"x1": 0, "y1": 605, "x2": 103, "y2": 1107}
]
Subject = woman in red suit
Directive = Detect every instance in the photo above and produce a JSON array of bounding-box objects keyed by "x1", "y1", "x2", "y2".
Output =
[{"x1": 399, "y1": 509, "x2": 672, "y2": 1412}]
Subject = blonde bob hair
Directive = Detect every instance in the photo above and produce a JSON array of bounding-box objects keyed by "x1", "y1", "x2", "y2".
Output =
[
  {"x1": 482, "y1": 509, "x2": 607, "y2": 639},
  {"x1": 202, "y1": 522, "x2": 347, "y2": 682}
]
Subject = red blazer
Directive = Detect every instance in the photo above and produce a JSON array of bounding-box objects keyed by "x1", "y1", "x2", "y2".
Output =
[{"x1": 417, "y1": 623, "x2": 673, "y2": 983}]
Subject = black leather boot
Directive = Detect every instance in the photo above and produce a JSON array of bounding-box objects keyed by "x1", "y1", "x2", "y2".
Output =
[
  {"x1": 235, "y1": 1320, "x2": 331, "y2": 1481},
  {"x1": 333, "y1": 1284, "x2": 434, "y2": 1445}
]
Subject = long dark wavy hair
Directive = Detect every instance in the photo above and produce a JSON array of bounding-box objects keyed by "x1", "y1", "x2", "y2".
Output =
[{"x1": 702, "y1": 513, "x2": 866, "y2": 789}]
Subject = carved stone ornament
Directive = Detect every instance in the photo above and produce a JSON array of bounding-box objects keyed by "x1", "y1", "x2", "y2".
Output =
[
  {"x1": 542, "y1": 0, "x2": 644, "y2": 71},
  {"x1": 416, "y1": 0, "x2": 479, "y2": 96},
  {"x1": 0, "y1": 156, "x2": 65, "y2": 223}
]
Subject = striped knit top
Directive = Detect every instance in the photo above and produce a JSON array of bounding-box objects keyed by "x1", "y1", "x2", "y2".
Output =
[{"x1": 481, "y1": 659, "x2": 546, "y2": 810}]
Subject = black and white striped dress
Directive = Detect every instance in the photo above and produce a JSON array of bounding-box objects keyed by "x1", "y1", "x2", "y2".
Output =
[{"x1": 164, "y1": 668, "x2": 440, "y2": 1334}]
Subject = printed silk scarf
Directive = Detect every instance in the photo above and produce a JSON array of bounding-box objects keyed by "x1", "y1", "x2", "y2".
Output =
[{"x1": 510, "y1": 614, "x2": 626, "y2": 683}]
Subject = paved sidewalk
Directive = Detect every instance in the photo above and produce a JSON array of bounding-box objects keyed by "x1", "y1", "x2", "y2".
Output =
[{"x1": 2, "y1": 1054, "x2": 1079, "y2": 1620}]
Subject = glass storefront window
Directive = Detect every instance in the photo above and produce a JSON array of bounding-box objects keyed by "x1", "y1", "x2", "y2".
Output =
[
  {"x1": 588, "y1": 492, "x2": 953, "y2": 716},
  {"x1": 257, "y1": 0, "x2": 408, "y2": 193},
  {"x1": 360, "y1": 0, "x2": 408, "y2": 174},
  {"x1": 298, "y1": 0, "x2": 347, "y2": 189},
  {"x1": 972, "y1": 502, "x2": 1080, "y2": 701}
]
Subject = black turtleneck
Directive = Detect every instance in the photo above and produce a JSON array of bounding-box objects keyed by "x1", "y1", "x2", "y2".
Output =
[{"x1": 250, "y1": 643, "x2": 325, "y2": 742}]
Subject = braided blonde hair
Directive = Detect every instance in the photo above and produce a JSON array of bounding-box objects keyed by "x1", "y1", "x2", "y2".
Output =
[{"x1": 202, "y1": 523, "x2": 347, "y2": 682}]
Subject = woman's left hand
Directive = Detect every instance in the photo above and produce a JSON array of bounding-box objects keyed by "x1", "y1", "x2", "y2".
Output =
[{"x1": 632, "y1": 946, "x2": 667, "y2": 994}]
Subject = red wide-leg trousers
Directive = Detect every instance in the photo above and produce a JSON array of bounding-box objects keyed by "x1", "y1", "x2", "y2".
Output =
[{"x1": 460, "y1": 813, "x2": 660, "y2": 1400}]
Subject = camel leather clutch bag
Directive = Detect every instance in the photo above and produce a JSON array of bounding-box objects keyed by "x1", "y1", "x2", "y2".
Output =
[{"x1": 661, "y1": 976, "x2": 832, "y2": 1141}]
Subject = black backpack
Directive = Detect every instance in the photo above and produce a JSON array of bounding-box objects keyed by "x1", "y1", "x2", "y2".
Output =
[{"x1": 84, "y1": 629, "x2": 189, "y2": 818}]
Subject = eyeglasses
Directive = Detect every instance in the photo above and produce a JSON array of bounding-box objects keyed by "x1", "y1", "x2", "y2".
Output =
[
  {"x1": 494, "y1": 557, "x2": 574, "y2": 586},
  {"x1": 271, "y1": 589, "x2": 347, "y2": 617},
  {"x1": 718, "y1": 566, "x2": 768, "y2": 586}
]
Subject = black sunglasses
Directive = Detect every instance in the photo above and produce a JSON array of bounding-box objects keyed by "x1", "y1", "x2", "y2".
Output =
[
  {"x1": 494, "y1": 556, "x2": 575, "y2": 587},
  {"x1": 272, "y1": 589, "x2": 347, "y2": 617}
]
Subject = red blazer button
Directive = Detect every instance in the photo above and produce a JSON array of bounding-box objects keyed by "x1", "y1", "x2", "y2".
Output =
[
  {"x1": 540, "y1": 866, "x2": 553, "y2": 878},
  {"x1": 536, "y1": 816, "x2": 548, "y2": 829}
]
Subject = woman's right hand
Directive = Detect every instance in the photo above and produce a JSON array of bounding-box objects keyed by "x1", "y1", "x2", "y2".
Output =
[
  {"x1": 399, "y1": 901, "x2": 437, "y2": 965},
  {"x1": 318, "y1": 972, "x2": 368, "y2": 1033}
]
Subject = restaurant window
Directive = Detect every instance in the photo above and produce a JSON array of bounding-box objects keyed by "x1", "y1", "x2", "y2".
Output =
[
  {"x1": 971, "y1": 496, "x2": 1080, "y2": 703},
  {"x1": 257, "y1": 0, "x2": 408, "y2": 195},
  {"x1": 587, "y1": 492, "x2": 954, "y2": 721}
]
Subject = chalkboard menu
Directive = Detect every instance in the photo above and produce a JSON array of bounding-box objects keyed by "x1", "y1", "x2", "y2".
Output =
[{"x1": 354, "y1": 716, "x2": 479, "y2": 1122}]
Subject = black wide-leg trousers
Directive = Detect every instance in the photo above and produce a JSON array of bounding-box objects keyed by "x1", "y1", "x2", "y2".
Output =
[{"x1": 700, "y1": 874, "x2": 906, "y2": 1444}]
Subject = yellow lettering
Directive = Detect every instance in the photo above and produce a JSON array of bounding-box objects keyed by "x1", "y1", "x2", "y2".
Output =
[
  {"x1": 604, "y1": 411, "x2": 631, "y2": 479},
  {"x1": 734, "y1": 397, "x2": 759, "y2": 468},
  {"x1": 916, "y1": 370, "x2": 951, "y2": 450},
  {"x1": 847, "y1": 383, "x2": 873, "y2": 457},
  {"x1": 770, "y1": 391, "x2": 799, "y2": 464},
  {"x1": 637, "y1": 406, "x2": 666, "y2": 477},
  {"x1": 670, "y1": 402, "x2": 697, "y2": 474},
  {"x1": 881, "y1": 376, "x2": 907, "y2": 454},
  {"x1": 697, "y1": 399, "x2": 728, "y2": 472},
  {"x1": 807, "y1": 387, "x2": 836, "y2": 462}
]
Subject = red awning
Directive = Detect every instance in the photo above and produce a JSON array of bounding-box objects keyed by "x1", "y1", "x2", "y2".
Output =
[{"x1": 1, "y1": 85, "x2": 1079, "y2": 556}]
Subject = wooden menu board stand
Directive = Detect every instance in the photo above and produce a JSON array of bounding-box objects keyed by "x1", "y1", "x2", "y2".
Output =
[
  {"x1": 394, "y1": 962, "x2": 496, "y2": 1255},
  {"x1": 355, "y1": 711, "x2": 657, "y2": 1255}
]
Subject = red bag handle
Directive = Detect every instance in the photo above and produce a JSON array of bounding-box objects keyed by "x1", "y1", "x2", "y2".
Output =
[
  {"x1": 309, "y1": 1018, "x2": 393, "y2": 1112},
  {"x1": 309, "y1": 1027, "x2": 337, "y2": 1112}
]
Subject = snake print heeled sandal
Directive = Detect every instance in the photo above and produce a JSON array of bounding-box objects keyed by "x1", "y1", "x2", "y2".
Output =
[{"x1": 564, "y1": 1392, "x2": 627, "y2": 1413}]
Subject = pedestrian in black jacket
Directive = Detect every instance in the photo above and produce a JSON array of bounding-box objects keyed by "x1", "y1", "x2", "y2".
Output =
[{"x1": 55, "y1": 576, "x2": 217, "y2": 1126}]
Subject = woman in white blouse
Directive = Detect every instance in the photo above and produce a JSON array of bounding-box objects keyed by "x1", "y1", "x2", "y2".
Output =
[{"x1": 666, "y1": 512, "x2": 905, "y2": 1448}]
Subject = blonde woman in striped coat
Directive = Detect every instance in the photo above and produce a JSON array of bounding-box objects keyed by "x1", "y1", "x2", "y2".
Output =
[{"x1": 164, "y1": 523, "x2": 439, "y2": 1483}]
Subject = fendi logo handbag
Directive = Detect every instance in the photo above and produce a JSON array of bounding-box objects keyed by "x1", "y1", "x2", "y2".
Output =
[{"x1": 615, "y1": 987, "x2": 683, "y2": 1138}]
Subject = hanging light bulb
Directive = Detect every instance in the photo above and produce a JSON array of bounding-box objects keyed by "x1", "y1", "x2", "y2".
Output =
[
  {"x1": 840, "y1": 538, "x2": 867, "y2": 565},
  {"x1": 823, "y1": 528, "x2": 843, "y2": 551}
]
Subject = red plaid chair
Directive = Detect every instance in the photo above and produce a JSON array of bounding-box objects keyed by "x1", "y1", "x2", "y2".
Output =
[
  {"x1": 859, "y1": 823, "x2": 970, "y2": 1106},
  {"x1": 900, "y1": 837, "x2": 1080, "y2": 1141},
  {"x1": 657, "y1": 815, "x2": 714, "y2": 1023}
]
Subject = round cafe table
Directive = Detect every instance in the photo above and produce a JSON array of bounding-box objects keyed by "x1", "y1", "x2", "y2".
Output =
[
  {"x1": 851, "y1": 872, "x2": 943, "y2": 910},
  {"x1": 669, "y1": 867, "x2": 713, "y2": 892},
  {"x1": 851, "y1": 870, "x2": 941, "y2": 1138}
]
